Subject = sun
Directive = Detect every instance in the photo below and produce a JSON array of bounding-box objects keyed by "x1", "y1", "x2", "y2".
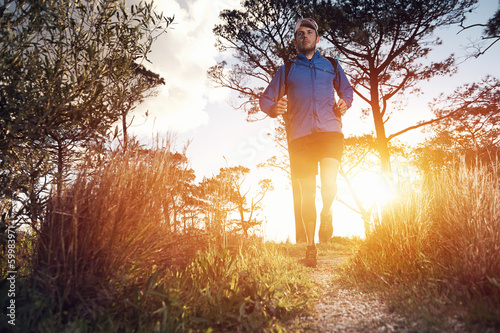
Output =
[{"x1": 347, "y1": 171, "x2": 397, "y2": 208}]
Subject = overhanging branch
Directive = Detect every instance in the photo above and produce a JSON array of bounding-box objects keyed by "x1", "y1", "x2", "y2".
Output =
[{"x1": 387, "y1": 108, "x2": 463, "y2": 141}]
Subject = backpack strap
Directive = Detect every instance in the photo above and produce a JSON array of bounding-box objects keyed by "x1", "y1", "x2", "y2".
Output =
[
  {"x1": 284, "y1": 60, "x2": 293, "y2": 94},
  {"x1": 325, "y1": 56, "x2": 339, "y2": 75},
  {"x1": 325, "y1": 56, "x2": 341, "y2": 92}
]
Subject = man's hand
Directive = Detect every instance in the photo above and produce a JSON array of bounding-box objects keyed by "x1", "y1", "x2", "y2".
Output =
[
  {"x1": 273, "y1": 96, "x2": 288, "y2": 117},
  {"x1": 335, "y1": 98, "x2": 348, "y2": 116}
]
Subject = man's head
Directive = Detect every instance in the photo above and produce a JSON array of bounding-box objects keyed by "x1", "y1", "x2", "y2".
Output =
[{"x1": 293, "y1": 18, "x2": 319, "y2": 57}]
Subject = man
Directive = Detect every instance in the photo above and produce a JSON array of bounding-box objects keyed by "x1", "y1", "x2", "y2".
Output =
[{"x1": 259, "y1": 18, "x2": 353, "y2": 267}]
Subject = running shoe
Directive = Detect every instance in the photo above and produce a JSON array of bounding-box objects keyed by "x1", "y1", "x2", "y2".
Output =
[
  {"x1": 318, "y1": 209, "x2": 333, "y2": 243},
  {"x1": 304, "y1": 245, "x2": 317, "y2": 267}
]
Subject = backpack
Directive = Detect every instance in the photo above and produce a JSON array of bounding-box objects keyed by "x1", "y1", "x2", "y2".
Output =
[{"x1": 284, "y1": 56, "x2": 340, "y2": 94}]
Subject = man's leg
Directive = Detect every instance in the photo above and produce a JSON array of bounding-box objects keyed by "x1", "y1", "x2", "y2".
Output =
[
  {"x1": 297, "y1": 174, "x2": 317, "y2": 246},
  {"x1": 318, "y1": 158, "x2": 340, "y2": 242},
  {"x1": 298, "y1": 174, "x2": 318, "y2": 267},
  {"x1": 292, "y1": 178, "x2": 307, "y2": 243}
]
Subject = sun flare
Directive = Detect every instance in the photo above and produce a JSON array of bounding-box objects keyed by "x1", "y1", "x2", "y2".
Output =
[{"x1": 350, "y1": 172, "x2": 397, "y2": 208}]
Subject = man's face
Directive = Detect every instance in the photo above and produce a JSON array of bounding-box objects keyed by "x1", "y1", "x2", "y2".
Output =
[{"x1": 294, "y1": 26, "x2": 319, "y2": 54}]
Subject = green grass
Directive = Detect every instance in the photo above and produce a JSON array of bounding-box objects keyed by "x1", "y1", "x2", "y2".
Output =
[
  {"x1": 0, "y1": 148, "x2": 319, "y2": 332},
  {"x1": 338, "y1": 160, "x2": 500, "y2": 332},
  {"x1": 2, "y1": 240, "x2": 317, "y2": 332}
]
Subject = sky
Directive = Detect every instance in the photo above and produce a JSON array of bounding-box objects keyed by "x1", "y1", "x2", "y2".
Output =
[{"x1": 128, "y1": 0, "x2": 499, "y2": 242}]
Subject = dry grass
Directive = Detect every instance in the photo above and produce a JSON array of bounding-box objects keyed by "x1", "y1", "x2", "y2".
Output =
[
  {"x1": 33, "y1": 147, "x2": 207, "y2": 313},
  {"x1": 341, "y1": 159, "x2": 500, "y2": 330}
]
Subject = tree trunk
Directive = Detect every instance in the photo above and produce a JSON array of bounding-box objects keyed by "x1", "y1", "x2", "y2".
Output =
[
  {"x1": 370, "y1": 72, "x2": 392, "y2": 177},
  {"x1": 339, "y1": 167, "x2": 372, "y2": 237},
  {"x1": 56, "y1": 139, "x2": 64, "y2": 199},
  {"x1": 122, "y1": 113, "x2": 128, "y2": 151},
  {"x1": 373, "y1": 110, "x2": 392, "y2": 176}
]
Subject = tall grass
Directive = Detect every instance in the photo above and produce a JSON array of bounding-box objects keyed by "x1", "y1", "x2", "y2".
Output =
[
  {"x1": 342, "y1": 159, "x2": 500, "y2": 329},
  {"x1": 119, "y1": 243, "x2": 316, "y2": 332},
  {"x1": 31, "y1": 147, "x2": 207, "y2": 326},
  {"x1": 6, "y1": 145, "x2": 316, "y2": 332}
]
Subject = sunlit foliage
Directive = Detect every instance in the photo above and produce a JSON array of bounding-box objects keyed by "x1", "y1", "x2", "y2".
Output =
[{"x1": 342, "y1": 159, "x2": 500, "y2": 330}]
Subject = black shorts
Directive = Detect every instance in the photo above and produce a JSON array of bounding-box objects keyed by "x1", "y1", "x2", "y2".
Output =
[{"x1": 289, "y1": 132, "x2": 344, "y2": 178}]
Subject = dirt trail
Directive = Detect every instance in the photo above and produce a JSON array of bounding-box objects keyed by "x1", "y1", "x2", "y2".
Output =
[{"x1": 298, "y1": 255, "x2": 409, "y2": 332}]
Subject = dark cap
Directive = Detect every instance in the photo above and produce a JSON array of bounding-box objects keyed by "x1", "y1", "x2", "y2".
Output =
[{"x1": 294, "y1": 18, "x2": 318, "y2": 33}]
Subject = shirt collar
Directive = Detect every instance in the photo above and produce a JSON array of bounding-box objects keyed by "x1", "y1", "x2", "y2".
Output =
[{"x1": 297, "y1": 50, "x2": 320, "y2": 61}]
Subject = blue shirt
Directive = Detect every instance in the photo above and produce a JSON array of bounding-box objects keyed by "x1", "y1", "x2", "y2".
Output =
[{"x1": 259, "y1": 50, "x2": 354, "y2": 141}]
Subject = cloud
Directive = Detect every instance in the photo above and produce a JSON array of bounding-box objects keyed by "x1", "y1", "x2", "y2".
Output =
[{"x1": 128, "y1": 0, "x2": 240, "y2": 137}]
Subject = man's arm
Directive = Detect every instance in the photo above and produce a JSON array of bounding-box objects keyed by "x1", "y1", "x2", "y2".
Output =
[
  {"x1": 259, "y1": 65, "x2": 287, "y2": 118},
  {"x1": 334, "y1": 64, "x2": 354, "y2": 113}
]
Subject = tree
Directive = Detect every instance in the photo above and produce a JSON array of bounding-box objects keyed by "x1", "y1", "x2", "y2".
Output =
[
  {"x1": 312, "y1": 0, "x2": 478, "y2": 176},
  {"x1": 222, "y1": 166, "x2": 273, "y2": 236},
  {"x1": 161, "y1": 150, "x2": 197, "y2": 233},
  {"x1": 414, "y1": 76, "x2": 500, "y2": 170},
  {"x1": 198, "y1": 176, "x2": 230, "y2": 238},
  {"x1": 0, "y1": 0, "x2": 173, "y2": 226},
  {"x1": 198, "y1": 166, "x2": 273, "y2": 238},
  {"x1": 211, "y1": 0, "x2": 480, "y2": 177},
  {"x1": 484, "y1": 4, "x2": 500, "y2": 39},
  {"x1": 210, "y1": 0, "x2": 314, "y2": 242},
  {"x1": 459, "y1": 1, "x2": 500, "y2": 57},
  {"x1": 209, "y1": 0, "x2": 300, "y2": 120},
  {"x1": 111, "y1": 63, "x2": 165, "y2": 152}
]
